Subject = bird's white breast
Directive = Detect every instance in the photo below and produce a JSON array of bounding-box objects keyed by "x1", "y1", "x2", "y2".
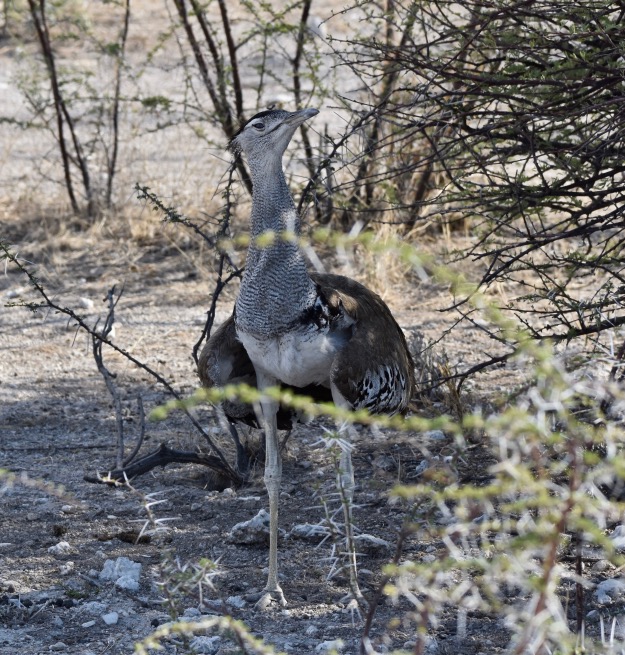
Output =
[{"x1": 237, "y1": 326, "x2": 342, "y2": 388}]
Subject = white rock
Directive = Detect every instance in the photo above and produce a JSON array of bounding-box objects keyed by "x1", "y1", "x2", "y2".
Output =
[
  {"x1": 99, "y1": 556, "x2": 141, "y2": 591},
  {"x1": 81, "y1": 620, "x2": 96, "y2": 628},
  {"x1": 79, "y1": 297, "x2": 94, "y2": 310},
  {"x1": 228, "y1": 509, "x2": 270, "y2": 544},
  {"x1": 102, "y1": 611, "x2": 119, "y2": 625},
  {"x1": 115, "y1": 574, "x2": 140, "y2": 591},
  {"x1": 316, "y1": 640, "x2": 344, "y2": 653},
  {"x1": 183, "y1": 607, "x2": 202, "y2": 618},
  {"x1": 586, "y1": 609, "x2": 600, "y2": 622},
  {"x1": 190, "y1": 636, "x2": 221, "y2": 654},
  {"x1": 226, "y1": 595, "x2": 246, "y2": 609},
  {"x1": 289, "y1": 523, "x2": 331, "y2": 540},
  {"x1": 59, "y1": 561, "x2": 75, "y2": 575},
  {"x1": 592, "y1": 560, "x2": 611, "y2": 573},
  {"x1": 48, "y1": 541, "x2": 72, "y2": 556},
  {"x1": 356, "y1": 534, "x2": 391, "y2": 553},
  {"x1": 610, "y1": 525, "x2": 625, "y2": 551},
  {"x1": 595, "y1": 578, "x2": 625, "y2": 604},
  {"x1": 424, "y1": 430, "x2": 446, "y2": 441},
  {"x1": 425, "y1": 637, "x2": 440, "y2": 654},
  {"x1": 5, "y1": 287, "x2": 25, "y2": 299}
]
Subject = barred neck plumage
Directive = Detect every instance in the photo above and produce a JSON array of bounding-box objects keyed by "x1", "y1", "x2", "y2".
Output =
[{"x1": 235, "y1": 157, "x2": 318, "y2": 337}]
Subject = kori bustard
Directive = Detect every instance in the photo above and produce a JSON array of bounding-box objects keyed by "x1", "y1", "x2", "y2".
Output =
[{"x1": 199, "y1": 108, "x2": 415, "y2": 608}]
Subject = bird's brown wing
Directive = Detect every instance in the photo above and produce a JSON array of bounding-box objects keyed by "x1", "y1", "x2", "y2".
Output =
[
  {"x1": 198, "y1": 314, "x2": 334, "y2": 428},
  {"x1": 198, "y1": 314, "x2": 259, "y2": 425},
  {"x1": 312, "y1": 273, "x2": 415, "y2": 414}
]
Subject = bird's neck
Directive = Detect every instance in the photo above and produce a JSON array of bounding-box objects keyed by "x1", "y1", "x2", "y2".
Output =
[
  {"x1": 249, "y1": 160, "x2": 301, "y2": 236},
  {"x1": 235, "y1": 158, "x2": 318, "y2": 337}
]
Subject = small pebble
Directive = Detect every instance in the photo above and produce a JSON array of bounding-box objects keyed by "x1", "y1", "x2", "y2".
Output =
[
  {"x1": 48, "y1": 541, "x2": 72, "y2": 556},
  {"x1": 316, "y1": 640, "x2": 344, "y2": 653},
  {"x1": 49, "y1": 643, "x2": 67, "y2": 652},
  {"x1": 102, "y1": 611, "x2": 119, "y2": 625},
  {"x1": 79, "y1": 297, "x2": 94, "y2": 310},
  {"x1": 59, "y1": 562, "x2": 75, "y2": 575},
  {"x1": 190, "y1": 636, "x2": 221, "y2": 653},
  {"x1": 99, "y1": 557, "x2": 141, "y2": 591},
  {"x1": 82, "y1": 620, "x2": 96, "y2": 628},
  {"x1": 228, "y1": 510, "x2": 270, "y2": 544},
  {"x1": 226, "y1": 595, "x2": 246, "y2": 609},
  {"x1": 595, "y1": 578, "x2": 625, "y2": 604},
  {"x1": 592, "y1": 559, "x2": 611, "y2": 573},
  {"x1": 6, "y1": 287, "x2": 25, "y2": 299}
]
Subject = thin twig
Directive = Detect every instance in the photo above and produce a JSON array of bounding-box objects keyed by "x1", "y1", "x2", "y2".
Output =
[
  {"x1": 106, "y1": 0, "x2": 131, "y2": 209},
  {"x1": 92, "y1": 286, "x2": 126, "y2": 469},
  {"x1": 123, "y1": 394, "x2": 147, "y2": 468},
  {"x1": 360, "y1": 524, "x2": 411, "y2": 654},
  {"x1": 1, "y1": 242, "x2": 239, "y2": 483}
]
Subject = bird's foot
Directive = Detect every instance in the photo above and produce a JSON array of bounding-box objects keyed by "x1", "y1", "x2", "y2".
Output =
[
  {"x1": 254, "y1": 587, "x2": 287, "y2": 610},
  {"x1": 341, "y1": 590, "x2": 369, "y2": 618}
]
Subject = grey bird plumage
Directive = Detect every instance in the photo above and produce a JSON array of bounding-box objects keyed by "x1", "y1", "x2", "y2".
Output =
[{"x1": 199, "y1": 107, "x2": 415, "y2": 608}]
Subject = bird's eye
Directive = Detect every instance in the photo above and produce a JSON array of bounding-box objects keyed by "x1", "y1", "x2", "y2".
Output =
[{"x1": 252, "y1": 122, "x2": 264, "y2": 130}]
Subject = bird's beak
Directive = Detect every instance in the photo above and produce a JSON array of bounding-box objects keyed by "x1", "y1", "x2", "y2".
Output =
[{"x1": 284, "y1": 108, "x2": 319, "y2": 126}]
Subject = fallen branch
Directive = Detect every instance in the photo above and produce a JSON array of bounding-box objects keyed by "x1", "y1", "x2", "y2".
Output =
[{"x1": 83, "y1": 443, "x2": 230, "y2": 485}]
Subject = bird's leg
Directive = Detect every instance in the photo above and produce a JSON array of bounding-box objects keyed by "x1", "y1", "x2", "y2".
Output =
[
  {"x1": 255, "y1": 370, "x2": 287, "y2": 609},
  {"x1": 215, "y1": 406, "x2": 249, "y2": 479},
  {"x1": 337, "y1": 435, "x2": 367, "y2": 610}
]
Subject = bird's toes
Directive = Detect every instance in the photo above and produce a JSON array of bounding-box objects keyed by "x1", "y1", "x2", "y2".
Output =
[{"x1": 340, "y1": 593, "x2": 368, "y2": 618}]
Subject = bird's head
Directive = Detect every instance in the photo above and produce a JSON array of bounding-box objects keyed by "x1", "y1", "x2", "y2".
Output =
[{"x1": 229, "y1": 108, "x2": 319, "y2": 163}]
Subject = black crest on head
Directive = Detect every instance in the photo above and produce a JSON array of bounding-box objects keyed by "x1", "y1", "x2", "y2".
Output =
[{"x1": 228, "y1": 109, "x2": 289, "y2": 152}]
